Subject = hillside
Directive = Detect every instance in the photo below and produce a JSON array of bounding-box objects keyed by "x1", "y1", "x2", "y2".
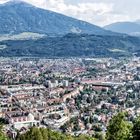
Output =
[
  {"x1": 0, "y1": 1, "x2": 114, "y2": 35},
  {"x1": 0, "y1": 34, "x2": 140, "y2": 57}
]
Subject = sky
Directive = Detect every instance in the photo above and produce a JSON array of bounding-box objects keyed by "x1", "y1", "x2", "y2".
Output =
[{"x1": 0, "y1": 0, "x2": 140, "y2": 26}]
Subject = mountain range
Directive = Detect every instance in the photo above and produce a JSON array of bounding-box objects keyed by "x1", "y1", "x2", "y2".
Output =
[
  {"x1": 104, "y1": 21, "x2": 140, "y2": 36},
  {"x1": 0, "y1": 0, "x2": 115, "y2": 36},
  {"x1": 0, "y1": 1, "x2": 140, "y2": 58}
]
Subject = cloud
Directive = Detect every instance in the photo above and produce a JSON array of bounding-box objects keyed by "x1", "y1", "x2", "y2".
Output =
[
  {"x1": 0, "y1": 0, "x2": 9, "y2": 4},
  {"x1": 0, "y1": 0, "x2": 140, "y2": 26},
  {"x1": 20, "y1": 0, "x2": 133, "y2": 26},
  {"x1": 43, "y1": 0, "x2": 132, "y2": 26},
  {"x1": 21, "y1": 0, "x2": 114, "y2": 26}
]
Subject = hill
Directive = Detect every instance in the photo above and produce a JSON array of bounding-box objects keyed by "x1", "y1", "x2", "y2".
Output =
[{"x1": 0, "y1": 33, "x2": 140, "y2": 58}]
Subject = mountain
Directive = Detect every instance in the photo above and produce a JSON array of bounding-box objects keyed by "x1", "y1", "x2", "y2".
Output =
[
  {"x1": 135, "y1": 20, "x2": 140, "y2": 25},
  {"x1": 104, "y1": 22, "x2": 140, "y2": 36},
  {"x1": 0, "y1": 0, "x2": 115, "y2": 35},
  {"x1": 0, "y1": 33, "x2": 140, "y2": 57},
  {"x1": 0, "y1": 1, "x2": 140, "y2": 58}
]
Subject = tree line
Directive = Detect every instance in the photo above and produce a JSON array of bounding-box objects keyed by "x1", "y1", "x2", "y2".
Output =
[{"x1": 1, "y1": 112, "x2": 140, "y2": 140}]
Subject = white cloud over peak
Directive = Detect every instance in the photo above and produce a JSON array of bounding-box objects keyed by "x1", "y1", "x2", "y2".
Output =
[
  {"x1": 0, "y1": 0, "x2": 140, "y2": 26},
  {"x1": 0, "y1": 0, "x2": 9, "y2": 4},
  {"x1": 22, "y1": 0, "x2": 114, "y2": 26}
]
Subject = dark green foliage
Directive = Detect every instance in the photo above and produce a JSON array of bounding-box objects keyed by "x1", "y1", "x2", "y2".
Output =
[
  {"x1": 75, "y1": 135, "x2": 95, "y2": 140},
  {"x1": 132, "y1": 116, "x2": 140, "y2": 140},
  {"x1": 16, "y1": 127, "x2": 94, "y2": 140},
  {"x1": 0, "y1": 119, "x2": 8, "y2": 125},
  {"x1": 0, "y1": 34, "x2": 140, "y2": 58},
  {"x1": 106, "y1": 112, "x2": 132, "y2": 140}
]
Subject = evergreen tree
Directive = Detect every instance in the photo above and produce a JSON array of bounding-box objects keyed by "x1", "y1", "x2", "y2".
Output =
[{"x1": 132, "y1": 116, "x2": 140, "y2": 140}]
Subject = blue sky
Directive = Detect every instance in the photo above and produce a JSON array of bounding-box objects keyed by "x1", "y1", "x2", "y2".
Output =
[{"x1": 0, "y1": 0, "x2": 140, "y2": 26}]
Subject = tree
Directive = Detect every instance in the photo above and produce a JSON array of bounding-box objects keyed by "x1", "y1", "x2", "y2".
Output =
[
  {"x1": 106, "y1": 112, "x2": 132, "y2": 140},
  {"x1": 95, "y1": 132, "x2": 105, "y2": 140},
  {"x1": 132, "y1": 116, "x2": 140, "y2": 140},
  {"x1": 15, "y1": 127, "x2": 96, "y2": 140},
  {"x1": 0, "y1": 125, "x2": 8, "y2": 140},
  {"x1": 75, "y1": 134, "x2": 95, "y2": 140},
  {"x1": 40, "y1": 128, "x2": 48, "y2": 140},
  {"x1": 18, "y1": 127, "x2": 43, "y2": 140}
]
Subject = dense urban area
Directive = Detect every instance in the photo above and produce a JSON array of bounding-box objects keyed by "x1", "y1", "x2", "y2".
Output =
[{"x1": 0, "y1": 57, "x2": 140, "y2": 140}]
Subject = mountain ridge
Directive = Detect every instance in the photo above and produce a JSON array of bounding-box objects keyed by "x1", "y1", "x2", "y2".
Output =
[
  {"x1": 0, "y1": 33, "x2": 140, "y2": 58},
  {"x1": 0, "y1": 1, "x2": 116, "y2": 35},
  {"x1": 0, "y1": 1, "x2": 140, "y2": 58},
  {"x1": 104, "y1": 21, "x2": 140, "y2": 36}
]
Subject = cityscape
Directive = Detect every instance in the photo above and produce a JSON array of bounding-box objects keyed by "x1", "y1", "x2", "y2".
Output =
[
  {"x1": 1, "y1": 0, "x2": 140, "y2": 140},
  {"x1": 0, "y1": 57, "x2": 139, "y2": 139}
]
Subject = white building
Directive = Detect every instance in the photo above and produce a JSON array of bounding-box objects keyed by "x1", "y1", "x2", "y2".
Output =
[{"x1": 63, "y1": 80, "x2": 69, "y2": 87}]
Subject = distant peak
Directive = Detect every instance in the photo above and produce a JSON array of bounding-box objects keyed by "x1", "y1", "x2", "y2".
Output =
[
  {"x1": 4, "y1": 0, "x2": 24, "y2": 4},
  {"x1": 1, "y1": 0, "x2": 34, "y2": 7}
]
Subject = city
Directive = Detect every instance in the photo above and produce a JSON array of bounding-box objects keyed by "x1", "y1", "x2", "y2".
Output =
[
  {"x1": 0, "y1": 57, "x2": 140, "y2": 139},
  {"x1": 1, "y1": 0, "x2": 140, "y2": 139}
]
